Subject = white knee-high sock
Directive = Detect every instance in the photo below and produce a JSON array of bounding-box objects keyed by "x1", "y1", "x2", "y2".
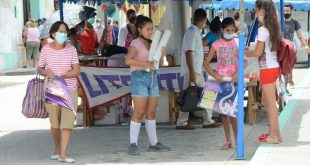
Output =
[
  {"x1": 145, "y1": 119, "x2": 158, "y2": 146},
  {"x1": 130, "y1": 121, "x2": 141, "y2": 145}
]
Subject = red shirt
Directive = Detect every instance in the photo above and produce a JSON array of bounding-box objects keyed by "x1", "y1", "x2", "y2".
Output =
[{"x1": 77, "y1": 28, "x2": 99, "y2": 54}]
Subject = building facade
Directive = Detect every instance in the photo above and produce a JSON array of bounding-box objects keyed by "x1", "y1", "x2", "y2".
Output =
[{"x1": 0, "y1": 0, "x2": 54, "y2": 72}]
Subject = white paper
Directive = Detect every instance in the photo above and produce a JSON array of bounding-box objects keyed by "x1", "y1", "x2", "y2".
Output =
[
  {"x1": 148, "y1": 30, "x2": 162, "y2": 61},
  {"x1": 153, "y1": 30, "x2": 171, "y2": 69}
]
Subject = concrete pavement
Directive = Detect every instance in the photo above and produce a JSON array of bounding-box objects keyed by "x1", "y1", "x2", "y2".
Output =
[
  {"x1": 250, "y1": 68, "x2": 310, "y2": 165},
  {"x1": 0, "y1": 67, "x2": 309, "y2": 165}
]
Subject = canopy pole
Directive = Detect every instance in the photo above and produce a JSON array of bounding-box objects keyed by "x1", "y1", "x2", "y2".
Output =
[
  {"x1": 307, "y1": 11, "x2": 310, "y2": 33},
  {"x1": 236, "y1": 0, "x2": 245, "y2": 160},
  {"x1": 59, "y1": 0, "x2": 64, "y2": 22},
  {"x1": 280, "y1": 0, "x2": 284, "y2": 34}
]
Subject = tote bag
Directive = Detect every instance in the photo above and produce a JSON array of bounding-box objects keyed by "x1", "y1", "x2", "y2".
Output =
[{"x1": 22, "y1": 74, "x2": 48, "y2": 118}]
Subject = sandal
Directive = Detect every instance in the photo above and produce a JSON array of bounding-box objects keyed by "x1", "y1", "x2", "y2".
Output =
[
  {"x1": 220, "y1": 141, "x2": 232, "y2": 150},
  {"x1": 256, "y1": 135, "x2": 280, "y2": 144},
  {"x1": 258, "y1": 133, "x2": 269, "y2": 140}
]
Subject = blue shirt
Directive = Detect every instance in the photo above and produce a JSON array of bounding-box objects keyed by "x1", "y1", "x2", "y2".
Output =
[
  {"x1": 113, "y1": 27, "x2": 119, "y2": 44},
  {"x1": 204, "y1": 32, "x2": 221, "y2": 49}
]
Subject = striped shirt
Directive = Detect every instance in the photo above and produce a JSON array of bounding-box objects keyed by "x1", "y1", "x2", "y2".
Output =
[{"x1": 38, "y1": 43, "x2": 79, "y2": 91}]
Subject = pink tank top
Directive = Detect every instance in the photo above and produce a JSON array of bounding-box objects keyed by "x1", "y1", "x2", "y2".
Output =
[
  {"x1": 212, "y1": 38, "x2": 238, "y2": 76},
  {"x1": 27, "y1": 27, "x2": 40, "y2": 42},
  {"x1": 130, "y1": 38, "x2": 149, "y2": 72}
]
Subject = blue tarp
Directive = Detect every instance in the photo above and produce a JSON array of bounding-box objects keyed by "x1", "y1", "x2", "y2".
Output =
[{"x1": 200, "y1": 0, "x2": 310, "y2": 11}]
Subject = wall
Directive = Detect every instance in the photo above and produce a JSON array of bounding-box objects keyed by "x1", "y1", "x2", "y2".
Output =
[
  {"x1": 0, "y1": 0, "x2": 25, "y2": 71},
  {"x1": 30, "y1": 0, "x2": 54, "y2": 20},
  {"x1": 30, "y1": 0, "x2": 40, "y2": 19},
  {"x1": 0, "y1": 0, "x2": 55, "y2": 72}
]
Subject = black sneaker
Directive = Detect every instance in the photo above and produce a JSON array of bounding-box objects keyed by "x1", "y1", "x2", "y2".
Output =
[
  {"x1": 128, "y1": 143, "x2": 140, "y2": 155},
  {"x1": 148, "y1": 142, "x2": 171, "y2": 152}
]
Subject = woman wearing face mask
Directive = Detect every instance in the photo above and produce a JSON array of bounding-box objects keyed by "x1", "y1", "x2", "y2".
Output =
[
  {"x1": 204, "y1": 17, "x2": 238, "y2": 150},
  {"x1": 76, "y1": 9, "x2": 99, "y2": 55},
  {"x1": 38, "y1": 21, "x2": 80, "y2": 163},
  {"x1": 101, "y1": 18, "x2": 114, "y2": 45},
  {"x1": 118, "y1": 9, "x2": 137, "y2": 48}
]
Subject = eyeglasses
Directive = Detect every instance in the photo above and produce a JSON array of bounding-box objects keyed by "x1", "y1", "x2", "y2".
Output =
[{"x1": 57, "y1": 31, "x2": 67, "y2": 34}]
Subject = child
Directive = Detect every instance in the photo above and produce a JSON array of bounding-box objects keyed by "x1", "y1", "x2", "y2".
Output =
[
  {"x1": 203, "y1": 17, "x2": 238, "y2": 150},
  {"x1": 245, "y1": 0, "x2": 282, "y2": 144},
  {"x1": 125, "y1": 15, "x2": 171, "y2": 155}
]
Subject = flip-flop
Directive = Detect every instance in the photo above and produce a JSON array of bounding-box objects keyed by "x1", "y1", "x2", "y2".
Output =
[
  {"x1": 256, "y1": 136, "x2": 280, "y2": 144},
  {"x1": 258, "y1": 133, "x2": 269, "y2": 140},
  {"x1": 220, "y1": 141, "x2": 233, "y2": 150}
]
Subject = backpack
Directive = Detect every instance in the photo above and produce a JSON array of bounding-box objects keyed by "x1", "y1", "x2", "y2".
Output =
[{"x1": 277, "y1": 38, "x2": 297, "y2": 75}]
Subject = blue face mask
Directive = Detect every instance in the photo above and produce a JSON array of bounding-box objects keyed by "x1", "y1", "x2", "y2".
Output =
[
  {"x1": 78, "y1": 28, "x2": 84, "y2": 34},
  {"x1": 223, "y1": 33, "x2": 234, "y2": 40},
  {"x1": 87, "y1": 17, "x2": 95, "y2": 24},
  {"x1": 55, "y1": 32, "x2": 67, "y2": 44}
]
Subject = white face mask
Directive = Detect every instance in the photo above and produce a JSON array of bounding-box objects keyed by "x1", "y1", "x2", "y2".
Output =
[
  {"x1": 223, "y1": 33, "x2": 234, "y2": 40},
  {"x1": 55, "y1": 32, "x2": 67, "y2": 44}
]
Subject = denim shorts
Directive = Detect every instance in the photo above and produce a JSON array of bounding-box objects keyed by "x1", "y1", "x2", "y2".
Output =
[{"x1": 131, "y1": 70, "x2": 159, "y2": 97}]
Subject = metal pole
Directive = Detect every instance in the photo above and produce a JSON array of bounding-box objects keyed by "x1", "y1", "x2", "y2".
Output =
[
  {"x1": 280, "y1": 0, "x2": 284, "y2": 34},
  {"x1": 236, "y1": 0, "x2": 245, "y2": 160},
  {"x1": 307, "y1": 11, "x2": 310, "y2": 33},
  {"x1": 59, "y1": 0, "x2": 64, "y2": 22}
]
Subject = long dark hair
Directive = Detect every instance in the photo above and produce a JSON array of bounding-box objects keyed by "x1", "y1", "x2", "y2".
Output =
[
  {"x1": 210, "y1": 16, "x2": 222, "y2": 33},
  {"x1": 221, "y1": 17, "x2": 235, "y2": 29},
  {"x1": 135, "y1": 15, "x2": 153, "y2": 43},
  {"x1": 256, "y1": 0, "x2": 281, "y2": 51}
]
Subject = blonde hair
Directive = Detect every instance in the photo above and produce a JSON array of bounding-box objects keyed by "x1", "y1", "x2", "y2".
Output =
[
  {"x1": 29, "y1": 19, "x2": 36, "y2": 27},
  {"x1": 26, "y1": 21, "x2": 32, "y2": 28}
]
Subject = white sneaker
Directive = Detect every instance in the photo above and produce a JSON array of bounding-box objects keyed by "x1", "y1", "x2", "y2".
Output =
[
  {"x1": 50, "y1": 154, "x2": 60, "y2": 160},
  {"x1": 58, "y1": 157, "x2": 75, "y2": 163}
]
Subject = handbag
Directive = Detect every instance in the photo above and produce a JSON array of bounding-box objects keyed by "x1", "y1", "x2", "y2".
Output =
[
  {"x1": 177, "y1": 84, "x2": 204, "y2": 112},
  {"x1": 22, "y1": 74, "x2": 48, "y2": 118}
]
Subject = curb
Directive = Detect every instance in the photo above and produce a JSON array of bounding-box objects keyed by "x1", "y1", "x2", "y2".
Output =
[
  {"x1": 250, "y1": 68, "x2": 310, "y2": 165},
  {"x1": 0, "y1": 68, "x2": 36, "y2": 76}
]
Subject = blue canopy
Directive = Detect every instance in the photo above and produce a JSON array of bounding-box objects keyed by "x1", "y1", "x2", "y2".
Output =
[
  {"x1": 65, "y1": 0, "x2": 163, "y2": 5},
  {"x1": 200, "y1": 0, "x2": 310, "y2": 11}
]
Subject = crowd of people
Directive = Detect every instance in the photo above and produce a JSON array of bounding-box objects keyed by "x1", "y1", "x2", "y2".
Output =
[{"x1": 27, "y1": 0, "x2": 309, "y2": 163}]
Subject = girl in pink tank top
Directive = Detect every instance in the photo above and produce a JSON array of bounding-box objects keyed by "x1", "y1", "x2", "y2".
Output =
[
  {"x1": 125, "y1": 15, "x2": 170, "y2": 155},
  {"x1": 204, "y1": 17, "x2": 238, "y2": 150}
]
